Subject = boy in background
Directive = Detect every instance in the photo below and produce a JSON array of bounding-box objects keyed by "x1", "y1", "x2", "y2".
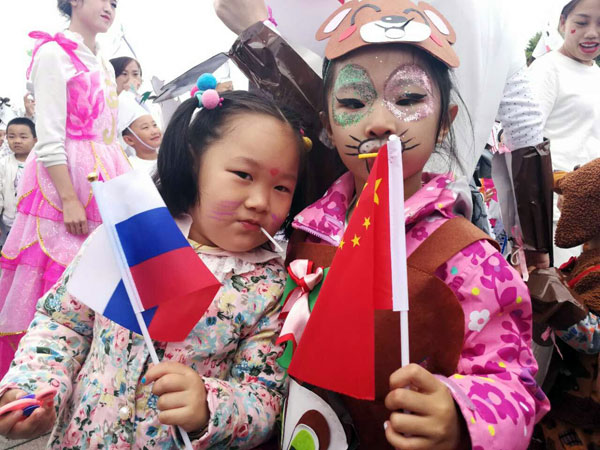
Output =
[
  {"x1": 0, "y1": 118, "x2": 36, "y2": 246},
  {"x1": 118, "y1": 92, "x2": 162, "y2": 175}
]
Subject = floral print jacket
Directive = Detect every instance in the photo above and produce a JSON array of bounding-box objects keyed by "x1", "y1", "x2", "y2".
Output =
[
  {"x1": 0, "y1": 239, "x2": 287, "y2": 449},
  {"x1": 292, "y1": 172, "x2": 550, "y2": 450}
]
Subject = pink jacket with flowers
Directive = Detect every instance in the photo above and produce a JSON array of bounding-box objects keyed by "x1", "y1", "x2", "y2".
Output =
[{"x1": 292, "y1": 172, "x2": 550, "y2": 450}]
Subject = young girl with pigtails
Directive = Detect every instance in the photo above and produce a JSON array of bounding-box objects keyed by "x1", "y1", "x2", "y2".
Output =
[
  {"x1": 0, "y1": 0, "x2": 131, "y2": 376},
  {"x1": 0, "y1": 78, "x2": 311, "y2": 448},
  {"x1": 219, "y1": 0, "x2": 551, "y2": 448}
]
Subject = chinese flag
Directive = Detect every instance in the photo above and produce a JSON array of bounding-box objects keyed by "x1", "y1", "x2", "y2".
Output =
[{"x1": 288, "y1": 145, "x2": 393, "y2": 400}]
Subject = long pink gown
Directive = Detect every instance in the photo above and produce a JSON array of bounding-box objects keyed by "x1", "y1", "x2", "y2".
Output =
[{"x1": 0, "y1": 31, "x2": 131, "y2": 376}]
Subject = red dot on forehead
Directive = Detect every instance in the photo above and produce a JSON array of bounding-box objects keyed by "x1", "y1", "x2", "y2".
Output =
[{"x1": 270, "y1": 168, "x2": 280, "y2": 177}]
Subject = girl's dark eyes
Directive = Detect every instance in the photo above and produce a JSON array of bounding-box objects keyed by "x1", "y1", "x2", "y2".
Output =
[
  {"x1": 336, "y1": 97, "x2": 366, "y2": 110},
  {"x1": 111, "y1": 2, "x2": 118, "y2": 8},
  {"x1": 396, "y1": 93, "x2": 426, "y2": 106},
  {"x1": 232, "y1": 171, "x2": 252, "y2": 180},
  {"x1": 275, "y1": 185, "x2": 291, "y2": 193}
]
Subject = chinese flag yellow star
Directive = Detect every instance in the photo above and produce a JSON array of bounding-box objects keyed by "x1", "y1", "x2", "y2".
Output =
[
  {"x1": 289, "y1": 143, "x2": 393, "y2": 401},
  {"x1": 339, "y1": 239, "x2": 345, "y2": 249},
  {"x1": 374, "y1": 179, "x2": 382, "y2": 205}
]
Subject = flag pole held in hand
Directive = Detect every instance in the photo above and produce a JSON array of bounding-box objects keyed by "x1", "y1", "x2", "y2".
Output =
[{"x1": 387, "y1": 135, "x2": 410, "y2": 367}]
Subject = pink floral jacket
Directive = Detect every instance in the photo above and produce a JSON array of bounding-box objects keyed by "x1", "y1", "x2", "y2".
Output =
[
  {"x1": 292, "y1": 172, "x2": 550, "y2": 450},
  {"x1": 0, "y1": 243, "x2": 286, "y2": 449}
]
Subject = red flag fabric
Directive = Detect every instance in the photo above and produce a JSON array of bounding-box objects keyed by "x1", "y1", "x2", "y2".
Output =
[{"x1": 288, "y1": 145, "x2": 393, "y2": 400}]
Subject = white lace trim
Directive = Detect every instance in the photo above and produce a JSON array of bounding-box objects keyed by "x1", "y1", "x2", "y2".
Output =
[{"x1": 195, "y1": 247, "x2": 283, "y2": 282}]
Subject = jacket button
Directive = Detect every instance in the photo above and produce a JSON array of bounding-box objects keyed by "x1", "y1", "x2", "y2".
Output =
[{"x1": 119, "y1": 406, "x2": 131, "y2": 421}]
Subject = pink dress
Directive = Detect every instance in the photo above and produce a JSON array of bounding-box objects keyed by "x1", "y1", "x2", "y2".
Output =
[{"x1": 0, "y1": 32, "x2": 131, "y2": 375}]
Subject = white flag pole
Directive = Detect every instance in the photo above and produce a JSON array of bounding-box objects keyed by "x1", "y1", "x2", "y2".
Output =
[
  {"x1": 90, "y1": 178, "x2": 194, "y2": 450},
  {"x1": 387, "y1": 136, "x2": 410, "y2": 368}
]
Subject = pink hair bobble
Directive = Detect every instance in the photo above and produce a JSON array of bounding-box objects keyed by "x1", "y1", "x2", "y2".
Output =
[{"x1": 191, "y1": 73, "x2": 223, "y2": 109}]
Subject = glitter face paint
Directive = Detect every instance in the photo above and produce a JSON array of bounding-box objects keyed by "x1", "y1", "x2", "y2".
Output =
[
  {"x1": 383, "y1": 64, "x2": 434, "y2": 123},
  {"x1": 208, "y1": 200, "x2": 242, "y2": 222},
  {"x1": 332, "y1": 64, "x2": 377, "y2": 128}
]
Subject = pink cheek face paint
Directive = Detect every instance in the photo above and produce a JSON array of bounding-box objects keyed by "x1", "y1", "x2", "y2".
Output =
[
  {"x1": 207, "y1": 200, "x2": 243, "y2": 222},
  {"x1": 383, "y1": 64, "x2": 434, "y2": 123},
  {"x1": 271, "y1": 213, "x2": 284, "y2": 228},
  {"x1": 571, "y1": 29, "x2": 577, "y2": 34}
]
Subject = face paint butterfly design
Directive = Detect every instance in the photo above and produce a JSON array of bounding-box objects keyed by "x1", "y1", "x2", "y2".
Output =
[{"x1": 316, "y1": 0, "x2": 459, "y2": 68}]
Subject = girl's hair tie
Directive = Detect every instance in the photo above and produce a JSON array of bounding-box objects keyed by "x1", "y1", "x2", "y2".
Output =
[
  {"x1": 300, "y1": 128, "x2": 313, "y2": 152},
  {"x1": 190, "y1": 73, "x2": 223, "y2": 110}
]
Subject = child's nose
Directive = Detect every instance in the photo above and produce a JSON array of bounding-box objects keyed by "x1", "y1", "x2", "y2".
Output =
[
  {"x1": 245, "y1": 187, "x2": 269, "y2": 212},
  {"x1": 364, "y1": 105, "x2": 397, "y2": 138}
]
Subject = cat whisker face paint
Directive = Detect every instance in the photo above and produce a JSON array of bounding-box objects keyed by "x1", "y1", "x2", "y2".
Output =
[{"x1": 383, "y1": 64, "x2": 435, "y2": 122}]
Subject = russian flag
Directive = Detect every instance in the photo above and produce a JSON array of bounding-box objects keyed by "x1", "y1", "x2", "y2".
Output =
[{"x1": 67, "y1": 170, "x2": 221, "y2": 342}]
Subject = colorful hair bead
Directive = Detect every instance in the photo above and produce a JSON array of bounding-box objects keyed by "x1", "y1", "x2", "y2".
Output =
[
  {"x1": 197, "y1": 73, "x2": 218, "y2": 91},
  {"x1": 192, "y1": 73, "x2": 223, "y2": 110}
]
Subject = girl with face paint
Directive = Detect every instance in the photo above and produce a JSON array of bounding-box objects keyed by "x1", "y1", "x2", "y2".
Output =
[{"x1": 271, "y1": 1, "x2": 550, "y2": 449}]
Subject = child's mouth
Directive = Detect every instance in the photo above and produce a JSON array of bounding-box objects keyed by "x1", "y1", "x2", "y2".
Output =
[{"x1": 580, "y1": 42, "x2": 600, "y2": 54}]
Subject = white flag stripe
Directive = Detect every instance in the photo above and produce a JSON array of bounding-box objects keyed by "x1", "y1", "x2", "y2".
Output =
[
  {"x1": 388, "y1": 136, "x2": 409, "y2": 312},
  {"x1": 387, "y1": 136, "x2": 411, "y2": 368},
  {"x1": 67, "y1": 226, "x2": 121, "y2": 312},
  {"x1": 102, "y1": 170, "x2": 165, "y2": 225}
]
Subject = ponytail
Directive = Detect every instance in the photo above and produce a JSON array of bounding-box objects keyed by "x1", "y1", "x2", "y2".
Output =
[{"x1": 154, "y1": 98, "x2": 199, "y2": 217}]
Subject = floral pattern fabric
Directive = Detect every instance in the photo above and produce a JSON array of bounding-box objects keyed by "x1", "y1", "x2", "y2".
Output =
[
  {"x1": 556, "y1": 312, "x2": 600, "y2": 354},
  {"x1": 0, "y1": 241, "x2": 287, "y2": 449},
  {"x1": 292, "y1": 172, "x2": 550, "y2": 450}
]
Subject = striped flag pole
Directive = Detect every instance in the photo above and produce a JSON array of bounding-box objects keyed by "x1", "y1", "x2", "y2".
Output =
[
  {"x1": 90, "y1": 176, "x2": 194, "y2": 450},
  {"x1": 387, "y1": 136, "x2": 410, "y2": 368}
]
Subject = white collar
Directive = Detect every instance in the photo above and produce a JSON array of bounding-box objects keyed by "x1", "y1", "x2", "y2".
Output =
[{"x1": 175, "y1": 214, "x2": 283, "y2": 268}]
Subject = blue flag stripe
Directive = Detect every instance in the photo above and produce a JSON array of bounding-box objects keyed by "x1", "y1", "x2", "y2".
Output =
[
  {"x1": 104, "y1": 280, "x2": 142, "y2": 334},
  {"x1": 115, "y1": 207, "x2": 189, "y2": 267},
  {"x1": 104, "y1": 281, "x2": 158, "y2": 335}
]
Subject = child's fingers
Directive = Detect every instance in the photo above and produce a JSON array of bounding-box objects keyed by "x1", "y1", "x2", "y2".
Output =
[
  {"x1": 151, "y1": 374, "x2": 186, "y2": 397},
  {"x1": 387, "y1": 411, "x2": 435, "y2": 438},
  {"x1": 384, "y1": 387, "x2": 430, "y2": 415},
  {"x1": 157, "y1": 406, "x2": 190, "y2": 428},
  {"x1": 143, "y1": 361, "x2": 188, "y2": 386},
  {"x1": 0, "y1": 411, "x2": 23, "y2": 437},
  {"x1": 389, "y1": 364, "x2": 441, "y2": 394},
  {"x1": 156, "y1": 392, "x2": 189, "y2": 412},
  {"x1": 5, "y1": 406, "x2": 55, "y2": 440},
  {"x1": 0, "y1": 389, "x2": 29, "y2": 407},
  {"x1": 384, "y1": 421, "x2": 431, "y2": 450}
]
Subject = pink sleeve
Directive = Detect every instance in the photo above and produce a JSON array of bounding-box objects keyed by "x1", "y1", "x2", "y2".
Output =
[{"x1": 435, "y1": 240, "x2": 550, "y2": 450}]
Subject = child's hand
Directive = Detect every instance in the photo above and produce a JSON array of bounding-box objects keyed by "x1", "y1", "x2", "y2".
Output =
[
  {"x1": 384, "y1": 364, "x2": 468, "y2": 450},
  {"x1": 0, "y1": 389, "x2": 56, "y2": 440},
  {"x1": 62, "y1": 199, "x2": 89, "y2": 235},
  {"x1": 143, "y1": 362, "x2": 210, "y2": 433}
]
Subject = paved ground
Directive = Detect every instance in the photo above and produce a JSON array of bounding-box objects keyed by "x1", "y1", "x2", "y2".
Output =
[{"x1": 0, "y1": 434, "x2": 49, "y2": 449}]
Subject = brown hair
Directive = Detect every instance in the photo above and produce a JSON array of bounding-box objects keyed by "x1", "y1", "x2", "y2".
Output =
[{"x1": 561, "y1": 0, "x2": 585, "y2": 20}]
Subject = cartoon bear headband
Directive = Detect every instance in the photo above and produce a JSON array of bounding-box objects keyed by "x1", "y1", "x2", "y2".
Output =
[{"x1": 316, "y1": 0, "x2": 459, "y2": 68}]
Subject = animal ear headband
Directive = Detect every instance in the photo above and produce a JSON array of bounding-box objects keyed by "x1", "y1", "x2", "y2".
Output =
[{"x1": 316, "y1": 0, "x2": 459, "y2": 68}]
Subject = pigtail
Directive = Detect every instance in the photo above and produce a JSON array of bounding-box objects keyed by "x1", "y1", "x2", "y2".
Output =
[{"x1": 155, "y1": 97, "x2": 200, "y2": 217}]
